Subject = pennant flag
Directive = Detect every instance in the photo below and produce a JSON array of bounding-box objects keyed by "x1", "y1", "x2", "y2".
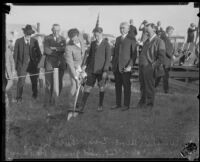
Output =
[{"x1": 95, "y1": 13, "x2": 100, "y2": 28}]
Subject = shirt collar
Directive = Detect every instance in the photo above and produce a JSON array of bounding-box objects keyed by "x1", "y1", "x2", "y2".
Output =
[
  {"x1": 97, "y1": 38, "x2": 103, "y2": 45},
  {"x1": 75, "y1": 42, "x2": 81, "y2": 48},
  {"x1": 190, "y1": 26, "x2": 196, "y2": 30},
  {"x1": 24, "y1": 36, "x2": 30, "y2": 44},
  {"x1": 149, "y1": 33, "x2": 156, "y2": 42},
  {"x1": 121, "y1": 33, "x2": 128, "y2": 39},
  {"x1": 53, "y1": 34, "x2": 59, "y2": 41}
]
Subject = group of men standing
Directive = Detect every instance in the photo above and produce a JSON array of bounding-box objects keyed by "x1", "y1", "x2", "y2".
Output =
[{"x1": 7, "y1": 19, "x2": 175, "y2": 114}]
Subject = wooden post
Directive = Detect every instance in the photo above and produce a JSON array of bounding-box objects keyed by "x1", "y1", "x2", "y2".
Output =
[{"x1": 53, "y1": 68, "x2": 59, "y2": 96}]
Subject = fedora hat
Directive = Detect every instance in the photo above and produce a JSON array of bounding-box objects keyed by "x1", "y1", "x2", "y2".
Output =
[{"x1": 22, "y1": 24, "x2": 35, "y2": 35}]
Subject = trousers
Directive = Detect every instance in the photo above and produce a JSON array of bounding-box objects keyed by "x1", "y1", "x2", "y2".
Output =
[
  {"x1": 114, "y1": 67, "x2": 131, "y2": 107},
  {"x1": 139, "y1": 64, "x2": 155, "y2": 105}
]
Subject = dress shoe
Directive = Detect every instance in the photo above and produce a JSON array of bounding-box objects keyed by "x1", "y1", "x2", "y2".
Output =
[
  {"x1": 110, "y1": 105, "x2": 121, "y2": 110},
  {"x1": 97, "y1": 106, "x2": 103, "y2": 112},
  {"x1": 14, "y1": 98, "x2": 22, "y2": 104},
  {"x1": 76, "y1": 106, "x2": 84, "y2": 114},
  {"x1": 121, "y1": 106, "x2": 130, "y2": 111},
  {"x1": 32, "y1": 94, "x2": 37, "y2": 99},
  {"x1": 164, "y1": 90, "x2": 169, "y2": 94}
]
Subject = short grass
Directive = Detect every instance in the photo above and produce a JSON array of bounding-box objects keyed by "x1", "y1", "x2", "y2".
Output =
[{"x1": 5, "y1": 72, "x2": 199, "y2": 159}]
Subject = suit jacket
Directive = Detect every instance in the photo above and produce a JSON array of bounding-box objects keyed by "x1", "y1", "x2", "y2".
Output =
[
  {"x1": 13, "y1": 37, "x2": 42, "y2": 74},
  {"x1": 43, "y1": 34, "x2": 66, "y2": 71},
  {"x1": 139, "y1": 35, "x2": 166, "y2": 77},
  {"x1": 160, "y1": 32, "x2": 173, "y2": 68},
  {"x1": 86, "y1": 39, "x2": 111, "y2": 74},
  {"x1": 64, "y1": 38, "x2": 86, "y2": 78},
  {"x1": 112, "y1": 35, "x2": 137, "y2": 72}
]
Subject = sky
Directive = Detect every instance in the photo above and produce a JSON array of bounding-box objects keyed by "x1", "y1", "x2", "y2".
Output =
[{"x1": 6, "y1": 3, "x2": 199, "y2": 39}]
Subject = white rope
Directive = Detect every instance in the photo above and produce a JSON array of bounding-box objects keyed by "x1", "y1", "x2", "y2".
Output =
[{"x1": 6, "y1": 71, "x2": 54, "y2": 80}]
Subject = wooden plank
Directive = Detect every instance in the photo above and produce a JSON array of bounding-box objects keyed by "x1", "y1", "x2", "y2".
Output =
[
  {"x1": 171, "y1": 65, "x2": 199, "y2": 71},
  {"x1": 169, "y1": 71, "x2": 199, "y2": 78},
  {"x1": 169, "y1": 78, "x2": 199, "y2": 91}
]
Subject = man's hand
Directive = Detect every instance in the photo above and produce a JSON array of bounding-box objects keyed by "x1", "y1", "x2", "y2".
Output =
[
  {"x1": 82, "y1": 65, "x2": 86, "y2": 71},
  {"x1": 76, "y1": 66, "x2": 82, "y2": 73},
  {"x1": 50, "y1": 47, "x2": 57, "y2": 51},
  {"x1": 75, "y1": 76, "x2": 80, "y2": 88},
  {"x1": 40, "y1": 68, "x2": 45, "y2": 74},
  {"x1": 123, "y1": 66, "x2": 132, "y2": 72},
  {"x1": 102, "y1": 72, "x2": 108, "y2": 80}
]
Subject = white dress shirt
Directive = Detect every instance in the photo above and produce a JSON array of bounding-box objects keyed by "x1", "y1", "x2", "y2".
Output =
[
  {"x1": 149, "y1": 33, "x2": 156, "y2": 42},
  {"x1": 121, "y1": 33, "x2": 128, "y2": 40},
  {"x1": 24, "y1": 37, "x2": 30, "y2": 44},
  {"x1": 75, "y1": 42, "x2": 81, "y2": 48},
  {"x1": 96, "y1": 38, "x2": 103, "y2": 45}
]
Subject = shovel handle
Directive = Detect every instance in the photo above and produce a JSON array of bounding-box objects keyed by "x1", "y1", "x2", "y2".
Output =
[{"x1": 73, "y1": 83, "x2": 81, "y2": 112}]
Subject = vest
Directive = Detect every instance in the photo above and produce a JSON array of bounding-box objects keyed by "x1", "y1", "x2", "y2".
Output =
[
  {"x1": 139, "y1": 40, "x2": 150, "y2": 66},
  {"x1": 23, "y1": 42, "x2": 30, "y2": 65}
]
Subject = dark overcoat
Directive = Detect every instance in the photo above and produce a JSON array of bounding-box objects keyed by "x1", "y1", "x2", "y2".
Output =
[{"x1": 13, "y1": 37, "x2": 42, "y2": 75}]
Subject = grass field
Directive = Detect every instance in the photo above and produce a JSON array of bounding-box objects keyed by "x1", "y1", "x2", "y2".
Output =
[{"x1": 5, "y1": 72, "x2": 199, "y2": 159}]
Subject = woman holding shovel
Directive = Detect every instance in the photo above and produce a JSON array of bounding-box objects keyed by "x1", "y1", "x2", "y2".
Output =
[{"x1": 64, "y1": 28, "x2": 87, "y2": 108}]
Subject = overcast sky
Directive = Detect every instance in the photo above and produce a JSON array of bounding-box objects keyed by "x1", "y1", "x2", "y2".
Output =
[{"x1": 6, "y1": 3, "x2": 199, "y2": 39}]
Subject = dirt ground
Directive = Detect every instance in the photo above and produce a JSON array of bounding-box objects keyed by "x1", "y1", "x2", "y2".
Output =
[{"x1": 5, "y1": 72, "x2": 199, "y2": 159}]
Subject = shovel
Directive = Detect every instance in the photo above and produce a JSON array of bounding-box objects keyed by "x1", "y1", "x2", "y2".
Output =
[{"x1": 67, "y1": 80, "x2": 82, "y2": 121}]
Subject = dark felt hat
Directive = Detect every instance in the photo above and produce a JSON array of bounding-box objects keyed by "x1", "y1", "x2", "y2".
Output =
[{"x1": 22, "y1": 24, "x2": 35, "y2": 35}]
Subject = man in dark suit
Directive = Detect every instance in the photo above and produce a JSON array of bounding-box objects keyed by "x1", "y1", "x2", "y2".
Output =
[
  {"x1": 13, "y1": 25, "x2": 42, "y2": 103},
  {"x1": 128, "y1": 19, "x2": 137, "y2": 39},
  {"x1": 76, "y1": 27, "x2": 112, "y2": 113},
  {"x1": 137, "y1": 23, "x2": 165, "y2": 110},
  {"x1": 111, "y1": 22, "x2": 137, "y2": 111},
  {"x1": 43, "y1": 24, "x2": 66, "y2": 107},
  {"x1": 155, "y1": 26, "x2": 174, "y2": 93}
]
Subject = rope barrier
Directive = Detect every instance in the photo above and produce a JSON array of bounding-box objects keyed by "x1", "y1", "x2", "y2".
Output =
[{"x1": 6, "y1": 71, "x2": 54, "y2": 80}]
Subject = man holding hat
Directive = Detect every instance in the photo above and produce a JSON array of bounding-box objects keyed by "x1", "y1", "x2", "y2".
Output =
[
  {"x1": 139, "y1": 20, "x2": 149, "y2": 44},
  {"x1": 128, "y1": 19, "x2": 138, "y2": 40},
  {"x1": 13, "y1": 24, "x2": 42, "y2": 103},
  {"x1": 76, "y1": 26, "x2": 112, "y2": 113},
  {"x1": 137, "y1": 23, "x2": 165, "y2": 110}
]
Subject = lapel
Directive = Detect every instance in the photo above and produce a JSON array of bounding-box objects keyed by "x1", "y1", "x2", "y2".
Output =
[
  {"x1": 79, "y1": 39, "x2": 85, "y2": 56},
  {"x1": 49, "y1": 34, "x2": 56, "y2": 44},
  {"x1": 148, "y1": 35, "x2": 157, "y2": 49},
  {"x1": 146, "y1": 36, "x2": 158, "y2": 63},
  {"x1": 19, "y1": 37, "x2": 25, "y2": 63},
  {"x1": 119, "y1": 35, "x2": 128, "y2": 53},
  {"x1": 73, "y1": 39, "x2": 85, "y2": 56},
  {"x1": 30, "y1": 38, "x2": 34, "y2": 58},
  {"x1": 30, "y1": 38, "x2": 33, "y2": 48}
]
